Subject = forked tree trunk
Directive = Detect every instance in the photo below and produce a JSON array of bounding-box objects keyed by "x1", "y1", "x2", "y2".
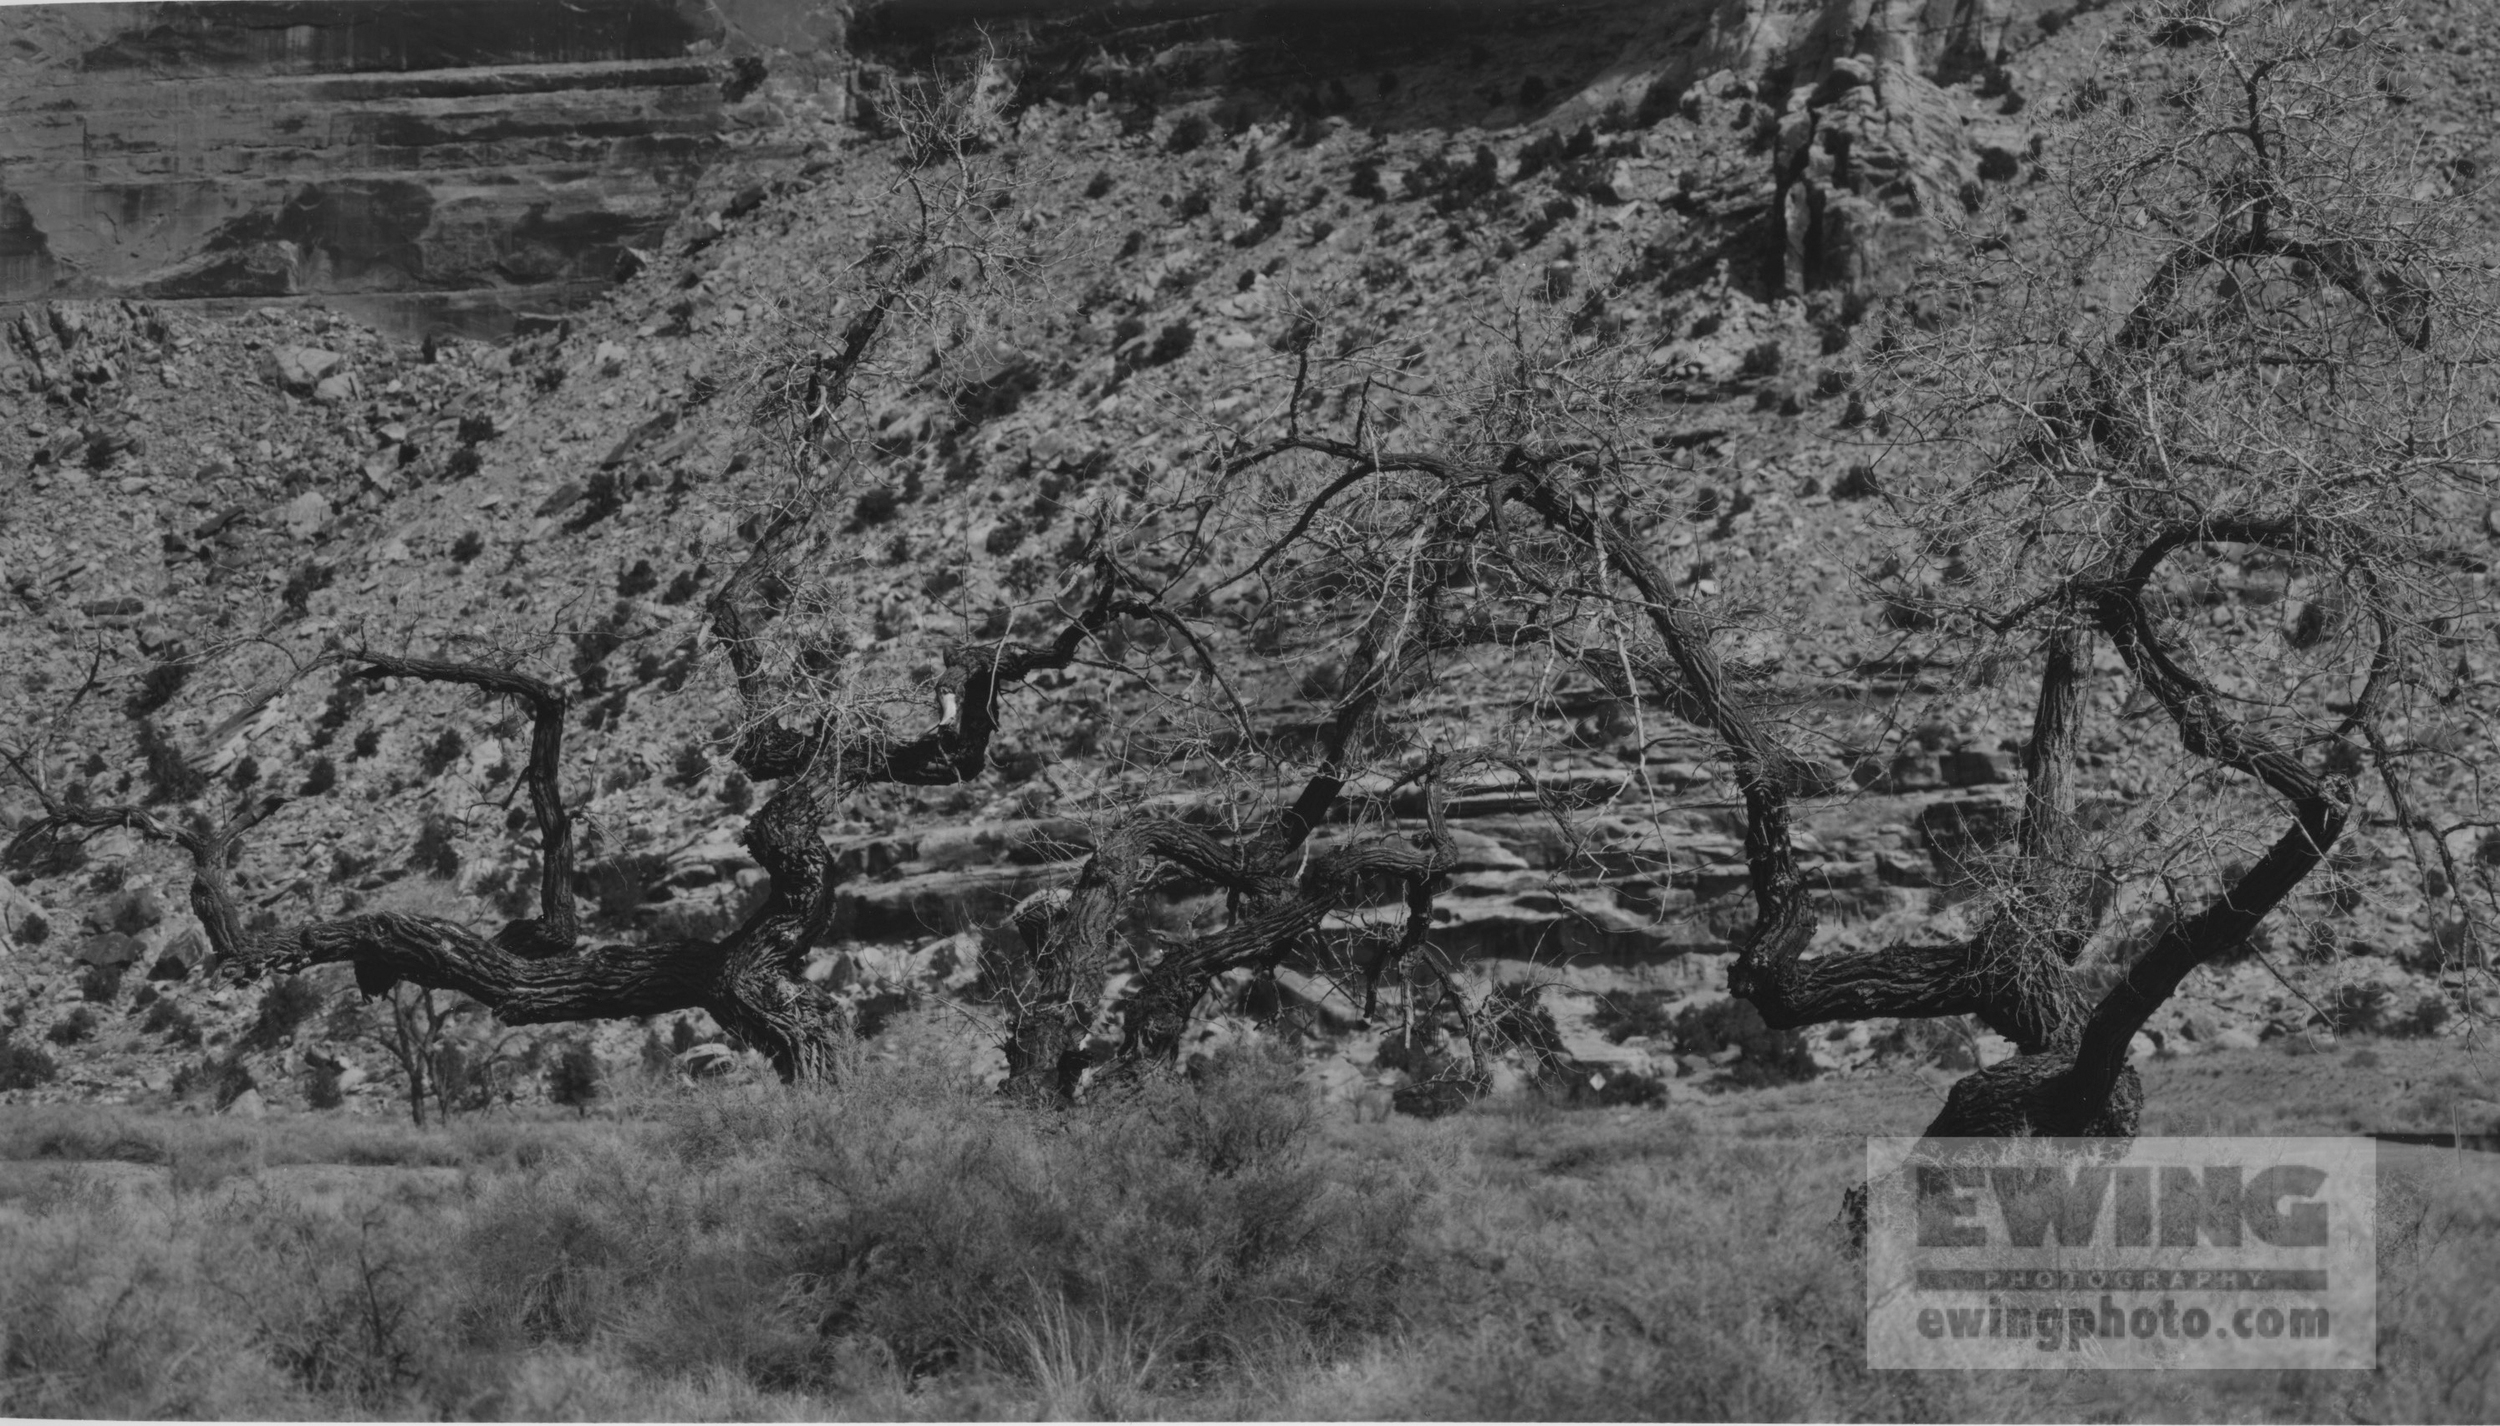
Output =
[{"x1": 7, "y1": 522, "x2": 1157, "y2": 1080}]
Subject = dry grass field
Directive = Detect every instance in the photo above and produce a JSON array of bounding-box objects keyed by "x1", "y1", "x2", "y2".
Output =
[{"x1": 3, "y1": 1018, "x2": 2496, "y2": 1422}]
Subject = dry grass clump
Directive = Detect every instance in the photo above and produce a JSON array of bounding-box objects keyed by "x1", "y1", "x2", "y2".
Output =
[
  {"x1": 0, "y1": 1040, "x2": 1440, "y2": 1419},
  {"x1": 4, "y1": 1036, "x2": 2500, "y2": 1421},
  {"x1": 453, "y1": 1041, "x2": 1429, "y2": 1414}
]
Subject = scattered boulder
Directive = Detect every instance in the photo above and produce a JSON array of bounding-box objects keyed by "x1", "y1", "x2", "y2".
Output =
[
  {"x1": 223, "y1": 1088, "x2": 268, "y2": 1119},
  {"x1": 1776, "y1": 58, "x2": 1969, "y2": 308},
  {"x1": 148, "y1": 928, "x2": 204, "y2": 982},
  {"x1": 2213, "y1": 1027, "x2": 2263, "y2": 1052},
  {"x1": 269, "y1": 345, "x2": 343, "y2": 394},
  {"x1": 76, "y1": 931, "x2": 146, "y2": 968},
  {"x1": 0, "y1": 881, "x2": 49, "y2": 954}
]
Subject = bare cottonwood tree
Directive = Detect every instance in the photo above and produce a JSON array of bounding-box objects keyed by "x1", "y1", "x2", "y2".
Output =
[
  {"x1": 0, "y1": 43, "x2": 1085, "y2": 1082},
  {"x1": 980, "y1": 284, "x2": 1749, "y2": 1102},
  {"x1": 1798, "y1": 0, "x2": 2497, "y2": 1136},
  {"x1": 1023, "y1": 0, "x2": 2500, "y2": 1139}
]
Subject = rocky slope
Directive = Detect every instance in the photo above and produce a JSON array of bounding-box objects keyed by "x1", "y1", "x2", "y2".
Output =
[{"x1": 1, "y1": 0, "x2": 2492, "y2": 1116}]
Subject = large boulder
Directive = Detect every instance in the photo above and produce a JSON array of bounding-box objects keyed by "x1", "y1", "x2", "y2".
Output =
[
  {"x1": 76, "y1": 931, "x2": 146, "y2": 968},
  {"x1": 148, "y1": 927, "x2": 205, "y2": 982},
  {"x1": 269, "y1": 345, "x2": 344, "y2": 395},
  {"x1": 1775, "y1": 57, "x2": 1978, "y2": 310},
  {"x1": 0, "y1": 879, "x2": 50, "y2": 956}
]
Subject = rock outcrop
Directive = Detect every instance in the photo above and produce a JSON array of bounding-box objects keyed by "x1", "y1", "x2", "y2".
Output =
[{"x1": 0, "y1": 0, "x2": 846, "y2": 335}]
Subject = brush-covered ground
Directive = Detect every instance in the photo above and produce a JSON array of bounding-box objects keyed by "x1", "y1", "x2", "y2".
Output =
[{"x1": 3, "y1": 1017, "x2": 2497, "y2": 1422}]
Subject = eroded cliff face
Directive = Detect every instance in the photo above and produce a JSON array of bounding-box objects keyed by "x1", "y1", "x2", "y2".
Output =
[
  {"x1": 0, "y1": 0, "x2": 2061, "y2": 335},
  {"x1": 1, "y1": 0, "x2": 846, "y2": 335}
]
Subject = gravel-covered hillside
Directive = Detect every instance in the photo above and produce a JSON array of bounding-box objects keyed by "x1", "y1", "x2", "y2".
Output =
[{"x1": 3, "y1": 0, "x2": 2493, "y2": 1118}]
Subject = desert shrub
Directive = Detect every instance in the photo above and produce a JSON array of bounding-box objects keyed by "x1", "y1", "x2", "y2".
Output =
[
  {"x1": 310, "y1": 674, "x2": 367, "y2": 748},
  {"x1": 306, "y1": 1064, "x2": 344, "y2": 1110},
  {"x1": 548, "y1": 1041, "x2": 602, "y2": 1115},
  {"x1": 173, "y1": 1050, "x2": 257, "y2": 1110},
  {"x1": 2324, "y1": 981, "x2": 2432, "y2": 1037},
  {"x1": 450, "y1": 530, "x2": 485, "y2": 564},
  {"x1": 581, "y1": 852, "x2": 667, "y2": 928},
  {"x1": 2386, "y1": 994, "x2": 2452, "y2": 1040},
  {"x1": 79, "y1": 961, "x2": 124, "y2": 1003},
  {"x1": 416, "y1": 729, "x2": 465, "y2": 779},
  {"x1": 299, "y1": 756, "x2": 337, "y2": 796},
  {"x1": 125, "y1": 658, "x2": 193, "y2": 718},
  {"x1": 852, "y1": 484, "x2": 903, "y2": 527},
  {"x1": 243, "y1": 975, "x2": 325, "y2": 1051},
  {"x1": 430, "y1": 1040, "x2": 507, "y2": 1118},
  {"x1": 142, "y1": 996, "x2": 203, "y2": 1047},
  {"x1": 1481, "y1": 983, "x2": 1568, "y2": 1061},
  {"x1": 280, "y1": 559, "x2": 335, "y2": 611},
  {"x1": 1165, "y1": 112, "x2": 1210, "y2": 153},
  {"x1": 1591, "y1": 988, "x2": 1676, "y2": 1043},
  {"x1": 135, "y1": 717, "x2": 207, "y2": 803},
  {"x1": 1871, "y1": 1015, "x2": 1980, "y2": 1070},
  {"x1": 469, "y1": 864, "x2": 535, "y2": 919},
  {"x1": 4, "y1": 1112, "x2": 169, "y2": 1165},
  {"x1": 1671, "y1": 998, "x2": 1820, "y2": 1088},
  {"x1": 410, "y1": 815, "x2": 461, "y2": 879},
  {"x1": 46, "y1": 1007, "x2": 98, "y2": 1045},
  {"x1": 1166, "y1": 1040, "x2": 1312, "y2": 1175},
  {"x1": 15, "y1": 907, "x2": 48, "y2": 946},
  {"x1": 0, "y1": 1031, "x2": 56, "y2": 1089}
]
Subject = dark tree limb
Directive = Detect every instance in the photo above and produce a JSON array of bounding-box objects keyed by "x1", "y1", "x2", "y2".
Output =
[
  {"x1": 346, "y1": 650, "x2": 578, "y2": 956},
  {"x1": 1, "y1": 547, "x2": 1143, "y2": 1083},
  {"x1": 1916, "y1": 523, "x2": 2357, "y2": 1137}
]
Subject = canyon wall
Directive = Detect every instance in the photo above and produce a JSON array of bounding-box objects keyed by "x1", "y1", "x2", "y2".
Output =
[
  {"x1": 0, "y1": 0, "x2": 846, "y2": 335},
  {"x1": 0, "y1": 0, "x2": 2069, "y2": 335}
]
